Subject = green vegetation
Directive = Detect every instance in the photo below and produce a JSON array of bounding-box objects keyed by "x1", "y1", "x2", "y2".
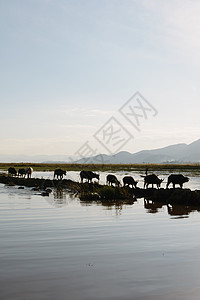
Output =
[
  {"x1": 0, "y1": 163, "x2": 200, "y2": 172},
  {"x1": 97, "y1": 186, "x2": 133, "y2": 200},
  {"x1": 79, "y1": 183, "x2": 135, "y2": 203}
]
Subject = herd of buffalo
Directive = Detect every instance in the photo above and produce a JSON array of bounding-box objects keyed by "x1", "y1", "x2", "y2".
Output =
[
  {"x1": 8, "y1": 167, "x2": 33, "y2": 178},
  {"x1": 7, "y1": 167, "x2": 190, "y2": 189},
  {"x1": 80, "y1": 170, "x2": 189, "y2": 189}
]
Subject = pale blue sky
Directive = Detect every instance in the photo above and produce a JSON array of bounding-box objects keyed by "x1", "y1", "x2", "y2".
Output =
[{"x1": 0, "y1": 0, "x2": 200, "y2": 157}]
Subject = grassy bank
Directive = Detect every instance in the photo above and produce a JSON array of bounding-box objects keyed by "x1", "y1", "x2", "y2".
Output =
[{"x1": 0, "y1": 163, "x2": 200, "y2": 172}]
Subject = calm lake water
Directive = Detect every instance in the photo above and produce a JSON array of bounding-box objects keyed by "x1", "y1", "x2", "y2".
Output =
[{"x1": 1, "y1": 170, "x2": 200, "y2": 300}]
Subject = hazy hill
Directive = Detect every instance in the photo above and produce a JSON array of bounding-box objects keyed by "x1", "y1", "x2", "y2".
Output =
[
  {"x1": 1, "y1": 139, "x2": 200, "y2": 164},
  {"x1": 74, "y1": 139, "x2": 200, "y2": 164},
  {"x1": 0, "y1": 154, "x2": 73, "y2": 163}
]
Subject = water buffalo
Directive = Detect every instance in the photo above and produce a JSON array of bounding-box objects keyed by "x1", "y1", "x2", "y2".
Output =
[
  {"x1": 54, "y1": 169, "x2": 66, "y2": 180},
  {"x1": 144, "y1": 174, "x2": 163, "y2": 189},
  {"x1": 106, "y1": 174, "x2": 120, "y2": 187},
  {"x1": 166, "y1": 174, "x2": 189, "y2": 188},
  {"x1": 26, "y1": 167, "x2": 33, "y2": 178},
  {"x1": 123, "y1": 176, "x2": 138, "y2": 188},
  {"x1": 18, "y1": 168, "x2": 26, "y2": 177},
  {"x1": 80, "y1": 170, "x2": 99, "y2": 183},
  {"x1": 8, "y1": 167, "x2": 17, "y2": 176}
]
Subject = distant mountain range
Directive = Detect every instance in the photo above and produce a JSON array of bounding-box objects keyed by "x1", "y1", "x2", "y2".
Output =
[
  {"x1": 0, "y1": 154, "x2": 74, "y2": 163},
  {"x1": 74, "y1": 139, "x2": 200, "y2": 164},
  {"x1": 1, "y1": 139, "x2": 200, "y2": 164}
]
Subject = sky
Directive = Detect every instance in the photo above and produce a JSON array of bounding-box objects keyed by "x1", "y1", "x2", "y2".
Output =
[{"x1": 0, "y1": 0, "x2": 200, "y2": 160}]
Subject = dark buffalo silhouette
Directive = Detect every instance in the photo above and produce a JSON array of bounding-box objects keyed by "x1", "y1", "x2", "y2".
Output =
[
  {"x1": 166, "y1": 174, "x2": 189, "y2": 188},
  {"x1": 167, "y1": 204, "x2": 193, "y2": 217},
  {"x1": 26, "y1": 167, "x2": 33, "y2": 178},
  {"x1": 106, "y1": 174, "x2": 120, "y2": 187},
  {"x1": 87, "y1": 171, "x2": 100, "y2": 182},
  {"x1": 18, "y1": 168, "x2": 26, "y2": 177},
  {"x1": 123, "y1": 176, "x2": 138, "y2": 188},
  {"x1": 80, "y1": 170, "x2": 99, "y2": 183},
  {"x1": 8, "y1": 167, "x2": 17, "y2": 176},
  {"x1": 144, "y1": 174, "x2": 163, "y2": 189},
  {"x1": 54, "y1": 169, "x2": 66, "y2": 180}
]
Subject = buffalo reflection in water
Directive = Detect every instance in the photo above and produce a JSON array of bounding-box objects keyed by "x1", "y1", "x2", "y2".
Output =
[
  {"x1": 144, "y1": 199, "x2": 163, "y2": 214},
  {"x1": 144, "y1": 199, "x2": 200, "y2": 217}
]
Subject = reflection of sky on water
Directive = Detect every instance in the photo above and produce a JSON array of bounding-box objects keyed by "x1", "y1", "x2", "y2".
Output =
[
  {"x1": 2, "y1": 177, "x2": 200, "y2": 299},
  {"x1": 1, "y1": 184, "x2": 200, "y2": 218}
]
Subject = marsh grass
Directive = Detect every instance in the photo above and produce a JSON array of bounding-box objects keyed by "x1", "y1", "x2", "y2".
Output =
[
  {"x1": 98, "y1": 186, "x2": 134, "y2": 200},
  {"x1": 79, "y1": 183, "x2": 134, "y2": 201},
  {"x1": 0, "y1": 163, "x2": 200, "y2": 173}
]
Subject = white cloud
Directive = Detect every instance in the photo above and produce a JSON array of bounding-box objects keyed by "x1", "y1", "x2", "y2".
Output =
[{"x1": 60, "y1": 107, "x2": 114, "y2": 118}]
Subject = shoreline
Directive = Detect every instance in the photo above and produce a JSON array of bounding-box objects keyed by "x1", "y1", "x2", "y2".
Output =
[{"x1": 1, "y1": 173, "x2": 200, "y2": 206}]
